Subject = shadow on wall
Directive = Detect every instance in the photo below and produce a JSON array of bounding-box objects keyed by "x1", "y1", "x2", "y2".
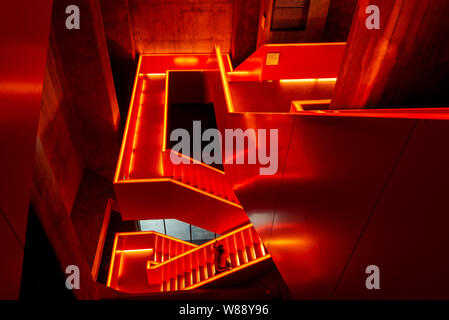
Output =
[{"x1": 20, "y1": 207, "x2": 75, "y2": 300}]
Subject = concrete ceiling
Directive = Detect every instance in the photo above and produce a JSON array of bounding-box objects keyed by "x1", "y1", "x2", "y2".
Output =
[{"x1": 100, "y1": 0, "x2": 356, "y2": 57}]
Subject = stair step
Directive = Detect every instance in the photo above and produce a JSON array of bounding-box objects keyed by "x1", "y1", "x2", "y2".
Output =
[{"x1": 147, "y1": 224, "x2": 266, "y2": 292}]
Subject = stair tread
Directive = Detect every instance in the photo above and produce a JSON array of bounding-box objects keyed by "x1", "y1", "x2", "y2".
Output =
[{"x1": 147, "y1": 225, "x2": 267, "y2": 292}]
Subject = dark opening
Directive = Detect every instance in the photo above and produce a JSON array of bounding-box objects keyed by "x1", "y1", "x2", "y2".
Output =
[
  {"x1": 20, "y1": 207, "x2": 75, "y2": 300},
  {"x1": 166, "y1": 71, "x2": 223, "y2": 171},
  {"x1": 271, "y1": 0, "x2": 311, "y2": 31}
]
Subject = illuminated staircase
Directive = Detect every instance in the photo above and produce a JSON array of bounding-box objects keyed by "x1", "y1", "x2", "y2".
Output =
[
  {"x1": 114, "y1": 63, "x2": 249, "y2": 233},
  {"x1": 163, "y1": 150, "x2": 241, "y2": 206},
  {"x1": 146, "y1": 224, "x2": 271, "y2": 292}
]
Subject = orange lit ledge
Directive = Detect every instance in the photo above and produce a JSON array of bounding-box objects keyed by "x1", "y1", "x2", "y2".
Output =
[
  {"x1": 115, "y1": 248, "x2": 154, "y2": 254},
  {"x1": 296, "y1": 107, "x2": 449, "y2": 120},
  {"x1": 291, "y1": 99, "x2": 332, "y2": 112}
]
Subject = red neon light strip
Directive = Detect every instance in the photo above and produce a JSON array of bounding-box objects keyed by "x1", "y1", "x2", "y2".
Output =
[
  {"x1": 296, "y1": 108, "x2": 449, "y2": 119},
  {"x1": 226, "y1": 54, "x2": 234, "y2": 72},
  {"x1": 91, "y1": 199, "x2": 112, "y2": 280},
  {"x1": 129, "y1": 86, "x2": 146, "y2": 176},
  {"x1": 279, "y1": 78, "x2": 337, "y2": 83},
  {"x1": 116, "y1": 248, "x2": 154, "y2": 254},
  {"x1": 114, "y1": 230, "x2": 198, "y2": 248},
  {"x1": 114, "y1": 56, "x2": 143, "y2": 182},
  {"x1": 265, "y1": 42, "x2": 346, "y2": 47},
  {"x1": 162, "y1": 71, "x2": 169, "y2": 151},
  {"x1": 216, "y1": 45, "x2": 235, "y2": 113},
  {"x1": 106, "y1": 233, "x2": 120, "y2": 287}
]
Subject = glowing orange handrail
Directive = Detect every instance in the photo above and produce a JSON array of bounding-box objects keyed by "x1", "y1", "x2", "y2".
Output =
[
  {"x1": 116, "y1": 248, "x2": 154, "y2": 254},
  {"x1": 265, "y1": 42, "x2": 346, "y2": 47},
  {"x1": 291, "y1": 99, "x2": 332, "y2": 112},
  {"x1": 162, "y1": 71, "x2": 169, "y2": 151},
  {"x1": 295, "y1": 107, "x2": 449, "y2": 119},
  {"x1": 215, "y1": 45, "x2": 235, "y2": 113},
  {"x1": 279, "y1": 78, "x2": 337, "y2": 83}
]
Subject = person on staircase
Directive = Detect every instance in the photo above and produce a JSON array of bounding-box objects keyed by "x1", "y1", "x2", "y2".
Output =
[{"x1": 213, "y1": 242, "x2": 231, "y2": 275}]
